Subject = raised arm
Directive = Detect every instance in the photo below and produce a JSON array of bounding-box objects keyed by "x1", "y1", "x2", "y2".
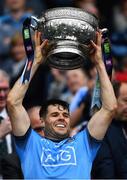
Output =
[
  {"x1": 87, "y1": 31, "x2": 117, "y2": 140},
  {"x1": 7, "y1": 31, "x2": 48, "y2": 136}
]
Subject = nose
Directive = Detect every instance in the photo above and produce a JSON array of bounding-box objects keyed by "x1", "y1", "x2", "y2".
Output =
[
  {"x1": 0, "y1": 90, "x2": 6, "y2": 97},
  {"x1": 0, "y1": 88, "x2": 7, "y2": 96},
  {"x1": 59, "y1": 113, "x2": 64, "y2": 119}
]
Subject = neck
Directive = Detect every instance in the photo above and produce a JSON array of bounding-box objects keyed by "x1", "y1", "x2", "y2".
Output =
[
  {"x1": 44, "y1": 129, "x2": 69, "y2": 142},
  {"x1": 45, "y1": 136, "x2": 63, "y2": 142}
]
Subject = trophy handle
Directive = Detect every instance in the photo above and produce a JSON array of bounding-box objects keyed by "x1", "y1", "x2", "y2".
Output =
[
  {"x1": 30, "y1": 16, "x2": 45, "y2": 31},
  {"x1": 101, "y1": 28, "x2": 108, "y2": 36}
]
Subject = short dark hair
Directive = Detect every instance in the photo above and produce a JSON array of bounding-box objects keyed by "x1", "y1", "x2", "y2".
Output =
[{"x1": 39, "y1": 99, "x2": 69, "y2": 118}]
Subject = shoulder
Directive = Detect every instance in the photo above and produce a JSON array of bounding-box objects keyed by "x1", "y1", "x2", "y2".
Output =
[
  {"x1": 74, "y1": 127, "x2": 101, "y2": 143},
  {"x1": 14, "y1": 127, "x2": 42, "y2": 144}
]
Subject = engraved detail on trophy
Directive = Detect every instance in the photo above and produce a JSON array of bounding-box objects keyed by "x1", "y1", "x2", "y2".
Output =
[{"x1": 29, "y1": 7, "x2": 99, "y2": 70}]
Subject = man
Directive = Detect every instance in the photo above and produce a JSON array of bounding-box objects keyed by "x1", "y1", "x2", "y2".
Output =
[
  {"x1": 0, "y1": 70, "x2": 12, "y2": 177},
  {"x1": 92, "y1": 81, "x2": 127, "y2": 179},
  {"x1": 0, "y1": 0, "x2": 32, "y2": 57},
  {"x1": 7, "y1": 30, "x2": 117, "y2": 179},
  {"x1": 60, "y1": 68, "x2": 88, "y2": 104},
  {"x1": 27, "y1": 106, "x2": 44, "y2": 136},
  {"x1": 1, "y1": 105, "x2": 43, "y2": 179}
]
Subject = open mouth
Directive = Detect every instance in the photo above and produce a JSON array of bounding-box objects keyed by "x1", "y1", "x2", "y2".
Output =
[{"x1": 55, "y1": 123, "x2": 66, "y2": 128}]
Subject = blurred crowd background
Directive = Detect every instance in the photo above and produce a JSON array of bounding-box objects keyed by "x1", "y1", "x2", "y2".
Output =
[{"x1": 0, "y1": 0, "x2": 127, "y2": 179}]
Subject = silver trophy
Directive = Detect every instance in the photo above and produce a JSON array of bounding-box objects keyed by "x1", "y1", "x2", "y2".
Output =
[{"x1": 30, "y1": 7, "x2": 99, "y2": 70}]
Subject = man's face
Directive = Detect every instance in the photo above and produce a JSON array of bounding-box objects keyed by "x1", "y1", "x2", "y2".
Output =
[
  {"x1": 43, "y1": 105, "x2": 70, "y2": 140},
  {"x1": 116, "y1": 83, "x2": 127, "y2": 121},
  {"x1": 6, "y1": 0, "x2": 25, "y2": 11},
  {"x1": 66, "y1": 69, "x2": 87, "y2": 95},
  {"x1": 11, "y1": 38, "x2": 26, "y2": 62},
  {"x1": 0, "y1": 77, "x2": 9, "y2": 111}
]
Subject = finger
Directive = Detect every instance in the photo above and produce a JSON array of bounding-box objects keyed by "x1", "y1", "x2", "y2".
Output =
[
  {"x1": 40, "y1": 39, "x2": 48, "y2": 49},
  {"x1": 37, "y1": 32, "x2": 42, "y2": 45},
  {"x1": 97, "y1": 28, "x2": 102, "y2": 33},
  {"x1": 35, "y1": 31, "x2": 42, "y2": 46},
  {"x1": 34, "y1": 30, "x2": 38, "y2": 46},
  {"x1": 96, "y1": 31, "x2": 102, "y2": 46},
  {"x1": 90, "y1": 40, "x2": 97, "y2": 49},
  {"x1": 89, "y1": 48, "x2": 95, "y2": 54}
]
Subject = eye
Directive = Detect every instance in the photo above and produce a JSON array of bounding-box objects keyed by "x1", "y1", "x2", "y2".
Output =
[
  {"x1": 51, "y1": 113, "x2": 59, "y2": 117},
  {"x1": 63, "y1": 113, "x2": 70, "y2": 118},
  {"x1": 121, "y1": 98, "x2": 127, "y2": 103},
  {"x1": 124, "y1": 99, "x2": 127, "y2": 103}
]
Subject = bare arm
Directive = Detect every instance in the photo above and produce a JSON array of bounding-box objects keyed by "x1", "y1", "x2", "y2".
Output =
[
  {"x1": 7, "y1": 31, "x2": 48, "y2": 136},
  {"x1": 87, "y1": 31, "x2": 117, "y2": 140}
]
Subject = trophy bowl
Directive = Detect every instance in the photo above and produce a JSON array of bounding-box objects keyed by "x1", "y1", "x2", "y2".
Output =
[{"x1": 30, "y1": 7, "x2": 99, "y2": 70}]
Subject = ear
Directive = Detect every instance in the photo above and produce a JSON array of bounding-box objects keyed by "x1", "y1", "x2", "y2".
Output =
[{"x1": 40, "y1": 117, "x2": 45, "y2": 128}]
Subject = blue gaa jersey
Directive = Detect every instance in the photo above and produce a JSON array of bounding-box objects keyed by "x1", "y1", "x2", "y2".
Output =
[{"x1": 14, "y1": 127, "x2": 101, "y2": 179}]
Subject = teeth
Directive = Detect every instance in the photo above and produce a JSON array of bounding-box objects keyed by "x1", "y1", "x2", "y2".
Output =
[{"x1": 56, "y1": 124, "x2": 65, "y2": 128}]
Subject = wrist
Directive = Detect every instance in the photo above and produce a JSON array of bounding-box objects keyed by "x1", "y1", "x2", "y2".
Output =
[
  {"x1": 95, "y1": 61, "x2": 105, "y2": 69},
  {"x1": 33, "y1": 57, "x2": 43, "y2": 65}
]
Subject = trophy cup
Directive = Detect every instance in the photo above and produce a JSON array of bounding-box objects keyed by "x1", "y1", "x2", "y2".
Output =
[
  {"x1": 23, "y1": 7, "x2": 99, "y2": 70},
  {"x1": 22, "y1": 7, "x2": 112, "y2": 114}
]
